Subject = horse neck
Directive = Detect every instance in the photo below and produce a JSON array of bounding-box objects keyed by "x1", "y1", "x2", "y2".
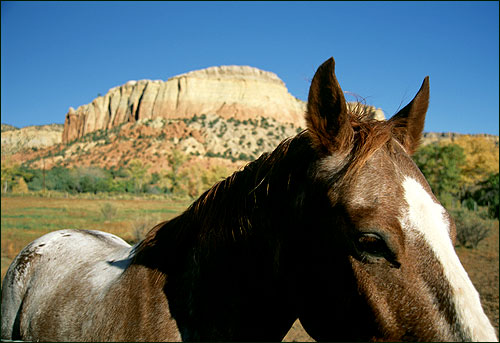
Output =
[{"x1": 129, "y1": 134, "x2": 315, "y2": 340}]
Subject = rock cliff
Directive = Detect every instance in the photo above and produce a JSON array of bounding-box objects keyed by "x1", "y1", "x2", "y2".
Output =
[
  {"x1": 1, "y1": 124, "x2": 63, "y2": 154},
  {"x1": 62, "y1": 65, "x2": 307, "y2": 143}
]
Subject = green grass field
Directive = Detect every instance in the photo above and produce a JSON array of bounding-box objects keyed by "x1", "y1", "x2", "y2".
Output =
[{"x1": 1, "y1": 195, "x2": 191, "y2": 281}]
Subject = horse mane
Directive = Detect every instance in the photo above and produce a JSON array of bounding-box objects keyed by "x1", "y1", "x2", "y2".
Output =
[{"x1": 133, "y1": 131, "x2": 314, "y2": 266}]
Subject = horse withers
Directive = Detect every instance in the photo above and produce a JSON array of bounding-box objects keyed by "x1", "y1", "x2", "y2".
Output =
[{"x1": 1, "y1": 57, "x2": 497, "y2": 341}]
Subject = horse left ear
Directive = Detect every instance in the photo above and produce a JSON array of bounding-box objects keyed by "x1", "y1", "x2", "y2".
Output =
[
  {"x1": 305, "y1": 57, "x2": 354, "y2": 155},
  {"x1": 389, "y1": 76, "x2": 430, "y2": 155}
]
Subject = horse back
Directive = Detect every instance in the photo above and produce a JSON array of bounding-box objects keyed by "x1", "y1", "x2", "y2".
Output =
[{"x1": 1, "y1": 229, "x2": 131, "y2": 340}]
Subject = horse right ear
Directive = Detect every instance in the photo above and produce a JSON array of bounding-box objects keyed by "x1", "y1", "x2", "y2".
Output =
[
  {"x1": 388, "y1": 76, "x2": 430, "y2": 155},
  {"x1": 305, "y1": 57, "x2": 353, "y2": 155}
]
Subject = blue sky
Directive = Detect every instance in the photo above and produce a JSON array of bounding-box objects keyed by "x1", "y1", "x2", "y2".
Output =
[{"x1": 1, "y1": 1, "x2": 498, "y2": 134}]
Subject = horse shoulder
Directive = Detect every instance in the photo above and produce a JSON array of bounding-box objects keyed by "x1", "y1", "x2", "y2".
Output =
[{"x1": 89, "y1": 263, "x2": 182, "y2": 341}]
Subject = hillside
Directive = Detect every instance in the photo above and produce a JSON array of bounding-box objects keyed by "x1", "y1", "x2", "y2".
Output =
[
  {"x1": 1, "y1": 124, "x2": 19, "y2": 132},
  {"x1": 7, "y1": 115, "x2": 300, "y2": 174},
  {"x1": 5, "y1": 115, "x2": 498, "y2": 179}
]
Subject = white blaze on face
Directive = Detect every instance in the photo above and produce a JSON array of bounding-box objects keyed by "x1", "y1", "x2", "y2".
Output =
[{"x1": 400, "y1": 176, "x2": 497, "y2": 342}]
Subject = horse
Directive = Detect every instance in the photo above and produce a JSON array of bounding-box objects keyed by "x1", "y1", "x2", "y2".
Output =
[{"x1": 1, "y1": 57, "x2": 497, "y2": 342}]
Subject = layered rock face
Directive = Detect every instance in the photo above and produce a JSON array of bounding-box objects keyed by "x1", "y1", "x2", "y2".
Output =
[
  {"x1": 62, "y1": 66, "x2": 307, "y2": 143},
  {"x1": 1, "y1": 124, "x2": 63, "y2": 154}
]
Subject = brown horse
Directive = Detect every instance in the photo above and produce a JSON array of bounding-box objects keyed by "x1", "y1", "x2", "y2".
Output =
[{"x1": 1, "y1": 58, "x2": 497, "y2": 342}]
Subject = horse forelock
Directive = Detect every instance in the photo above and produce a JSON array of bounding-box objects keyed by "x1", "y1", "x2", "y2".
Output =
[{"x1": 314, "y1": 117, "x2": 407, "y2": 200}]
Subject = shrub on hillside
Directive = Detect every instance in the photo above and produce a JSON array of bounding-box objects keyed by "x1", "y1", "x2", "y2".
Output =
[
  {"x1": 413, "y1": 143, "x2": 466, "y2": 206},
  {"x1": 451, "y1": 208, "x2": 493, "y2": 249}
]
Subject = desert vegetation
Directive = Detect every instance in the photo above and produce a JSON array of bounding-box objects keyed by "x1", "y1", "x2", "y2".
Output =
[{"x1": 9, "y1": 115, "x2": 299, "y2": 174}]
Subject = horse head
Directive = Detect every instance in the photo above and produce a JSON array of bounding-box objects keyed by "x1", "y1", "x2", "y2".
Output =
[{"x1": 294, "y1": 57, "x2": 497, "y2": 342}]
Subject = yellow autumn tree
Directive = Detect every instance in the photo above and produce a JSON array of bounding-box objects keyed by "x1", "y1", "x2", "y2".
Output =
[
  {"x1": 163, "y1": 148, "x2": 189, "y2": 195},
  {"x1": 1, "y1": 158, "x2": 20, "y2": 193},
  {"x1": 452, "y1": 135, "x2": 499, "y2": 186},
  {"x1": 12, "y1": 176, "x2": 29, "y2": 193},
  {"x1": 127, "y1": 159, "x2": 150, "y2": 193}
]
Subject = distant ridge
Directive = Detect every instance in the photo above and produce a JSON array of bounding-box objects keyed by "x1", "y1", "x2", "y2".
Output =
[
  {"x1": 422, "y1": 132, "x2": 499, "y2": 146},
  {"x1": 1, "y1": 124, "x2": 19, "y2": 132},
  {"x1": 1, "y1": 124, "x2": 64, "y2": 154}
]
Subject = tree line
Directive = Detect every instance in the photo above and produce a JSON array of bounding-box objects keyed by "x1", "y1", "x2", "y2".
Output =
[
  {"x1": 413, "y1": 140, "x2": 498, "y2": 219},
  {"x1": 1, "y1": 149, "x2": 232, "y2": 199}
]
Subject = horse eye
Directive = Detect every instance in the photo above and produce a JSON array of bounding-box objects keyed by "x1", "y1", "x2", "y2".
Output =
[{"x1": 357, "y1": 233, "x2": 387, "y2": 256}]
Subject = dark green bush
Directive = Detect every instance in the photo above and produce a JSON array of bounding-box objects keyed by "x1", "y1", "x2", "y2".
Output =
[
  {"x1": 413, "y1": 143, "x2": 466, "y2": 206},
  {"x1": 472, "y1": 173, "x2": 499, "y2": 219}
]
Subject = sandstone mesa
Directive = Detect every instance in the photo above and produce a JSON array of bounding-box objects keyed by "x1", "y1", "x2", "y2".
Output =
[
  {"x1": 4, "y1": 64, "x2": 388, "y2": 160},
  {"x1": 62, "y1": 64, "x2": 387, "y2": 144},
  {"x1": 63, "y1": 65, "x2": 309, "y2": 143}
]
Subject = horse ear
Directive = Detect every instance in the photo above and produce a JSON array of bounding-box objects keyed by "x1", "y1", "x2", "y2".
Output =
[
  {"x1": 306, "y1": 57, "x2": 353, "y2": 154},
  {"x1": 389, "y1": 77, "x2": 430, "y2": 155}
]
